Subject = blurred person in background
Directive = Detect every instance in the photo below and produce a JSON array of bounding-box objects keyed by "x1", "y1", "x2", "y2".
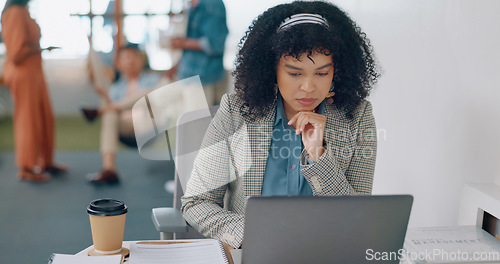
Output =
[
  {"x1": 84, "y1": 43, "x2": 163, "y2": 184},
  {"x1": 167, "y1": 0, "x2": 228, "y2": 106},
  {"x1": 1, "y1": 0, "x2": 67, "y2": 182}
]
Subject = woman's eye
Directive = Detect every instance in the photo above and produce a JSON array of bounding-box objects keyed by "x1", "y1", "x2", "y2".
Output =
[
  {"x1": 288, "y1": 72, "x2": 301, "y2": 77},
  {"x1": 316, "y1": 72, "x2": 329, "y2": 76}
]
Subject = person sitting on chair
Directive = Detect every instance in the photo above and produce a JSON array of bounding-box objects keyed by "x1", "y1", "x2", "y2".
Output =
[
  {"x1": 84, "y1": 43, "x2": 163, "y2": 184},
  {"x1": 181, "y1": 1, "x2": 380, "y2": 250}
]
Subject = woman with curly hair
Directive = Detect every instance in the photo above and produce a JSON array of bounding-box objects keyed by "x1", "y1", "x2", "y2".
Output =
[{"x1": 181, "y1": 1, "x2": 379, "y2": 249}]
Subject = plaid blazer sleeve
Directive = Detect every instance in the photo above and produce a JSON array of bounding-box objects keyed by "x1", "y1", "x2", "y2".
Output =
[
  {"x1": 301, "y1": 100, "x2": 377, "y2": 195},
  {"x1": 180, "y1": 94, "x2": 245, "y2": 248}
]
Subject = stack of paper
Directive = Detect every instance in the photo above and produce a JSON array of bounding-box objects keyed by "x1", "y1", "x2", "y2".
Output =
[
  {"x1": 128, "y1": 240, "x2": 229, "y2": 264},
  {"x1": 403, "y1": 226, "x2": 500, "y2": 264},
  {"x1": 48, "y1": 253, "x2": 122, "y2": 264}
]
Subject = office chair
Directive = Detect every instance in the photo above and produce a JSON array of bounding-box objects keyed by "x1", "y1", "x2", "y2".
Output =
[{"x1": 151, "y1": 106, "x2": 219, "y2": 240}]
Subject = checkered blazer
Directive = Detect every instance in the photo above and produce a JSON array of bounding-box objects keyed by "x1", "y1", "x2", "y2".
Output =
[{"x1": 181, "y1": 93, "x2": 377, "y2": 248}]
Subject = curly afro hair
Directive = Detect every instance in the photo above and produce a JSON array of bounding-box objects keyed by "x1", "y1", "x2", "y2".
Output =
[{"x1": 233, "y1": 0, "x2": 380, "y2": 119}]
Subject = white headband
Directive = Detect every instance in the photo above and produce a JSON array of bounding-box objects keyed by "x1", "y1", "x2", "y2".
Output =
[{"x1": 277, "y1": 13, "x2": 329, "y2": 32}]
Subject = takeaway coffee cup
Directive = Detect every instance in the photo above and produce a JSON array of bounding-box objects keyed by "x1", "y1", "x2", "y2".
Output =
[{"x1": 87, "y1": 198, "x2": 128, "y2": 255}]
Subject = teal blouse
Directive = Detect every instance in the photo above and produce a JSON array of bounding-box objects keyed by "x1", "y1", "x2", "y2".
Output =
[{"x1": 261, "y1": 93, "x2": 325, "y2": 196}]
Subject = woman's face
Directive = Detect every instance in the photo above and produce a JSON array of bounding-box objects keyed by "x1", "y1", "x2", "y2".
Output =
[{"x1": 276, "y1": 51, "x2": 334, "y2": 120}]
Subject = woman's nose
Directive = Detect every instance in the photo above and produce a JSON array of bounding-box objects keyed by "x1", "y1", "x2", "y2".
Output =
[{"x1": 300, "y1": 78, "x2": 315, "y2": 92}]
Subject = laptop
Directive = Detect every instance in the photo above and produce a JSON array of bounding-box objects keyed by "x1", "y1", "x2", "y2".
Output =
[{"x1": 241, "y1": 195, "x2": 413, "y2": 264}]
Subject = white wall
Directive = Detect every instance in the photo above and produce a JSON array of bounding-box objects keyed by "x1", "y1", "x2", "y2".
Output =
[{"x1": 332, "y1": 0, "x2": 500, "y2": 227}]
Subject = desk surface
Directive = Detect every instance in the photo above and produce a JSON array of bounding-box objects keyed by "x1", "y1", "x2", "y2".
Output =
[{"x1": 77, "y1": 240, "x2": 242, "y2": 264}]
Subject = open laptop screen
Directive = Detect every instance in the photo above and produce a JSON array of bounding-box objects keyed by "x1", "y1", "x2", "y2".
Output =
[{"x1": 242, "y1": 195, "x2": 413, "y2": 264}]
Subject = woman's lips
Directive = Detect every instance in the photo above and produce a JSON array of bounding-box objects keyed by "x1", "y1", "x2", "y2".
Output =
[{"x1": 297, "y1": 98, "x2": 316, "y2": 106}]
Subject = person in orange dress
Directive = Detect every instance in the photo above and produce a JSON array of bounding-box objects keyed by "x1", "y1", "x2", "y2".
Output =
[{"x1": 1, "y1": 0, "x2": 67, "y2": 182}]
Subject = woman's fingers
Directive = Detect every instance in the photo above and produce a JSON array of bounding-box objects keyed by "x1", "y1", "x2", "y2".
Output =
[
  {"x1": 289, "y1": 112, "x2": 325, "y2": 135},
  {"x1": 288, "y1": 112, "x2": 326, "y2": 161},
  {"x1": 288, "y1": 112, "x2": 308, "y2": 134},
  {"x1": 287, "y1": 113, "x2": 299, "y2": 126},
  {"x1": 296, "y1": 114, "x2": 309, "y2": 134}
]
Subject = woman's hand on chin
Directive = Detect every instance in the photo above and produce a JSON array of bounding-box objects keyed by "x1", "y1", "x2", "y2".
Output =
[{"x1": 288, "y1": 111, "x2": 326, "y2": 162}]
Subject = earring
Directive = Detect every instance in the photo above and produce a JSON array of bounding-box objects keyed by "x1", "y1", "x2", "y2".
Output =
[{"x1": 326, "y1": 83, "x2": 335, "y2": 104}]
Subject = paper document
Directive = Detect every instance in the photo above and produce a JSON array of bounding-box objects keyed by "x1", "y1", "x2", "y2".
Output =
[
  {"x1": 128, "y1": 239, "x2": 229, "y2": 264},
  {"x1": 47, "y1": 253, "x2": 122, "y2": 264},
  {"x1": 404, "y1": 226, "x2": 500, "y2": 263}
]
